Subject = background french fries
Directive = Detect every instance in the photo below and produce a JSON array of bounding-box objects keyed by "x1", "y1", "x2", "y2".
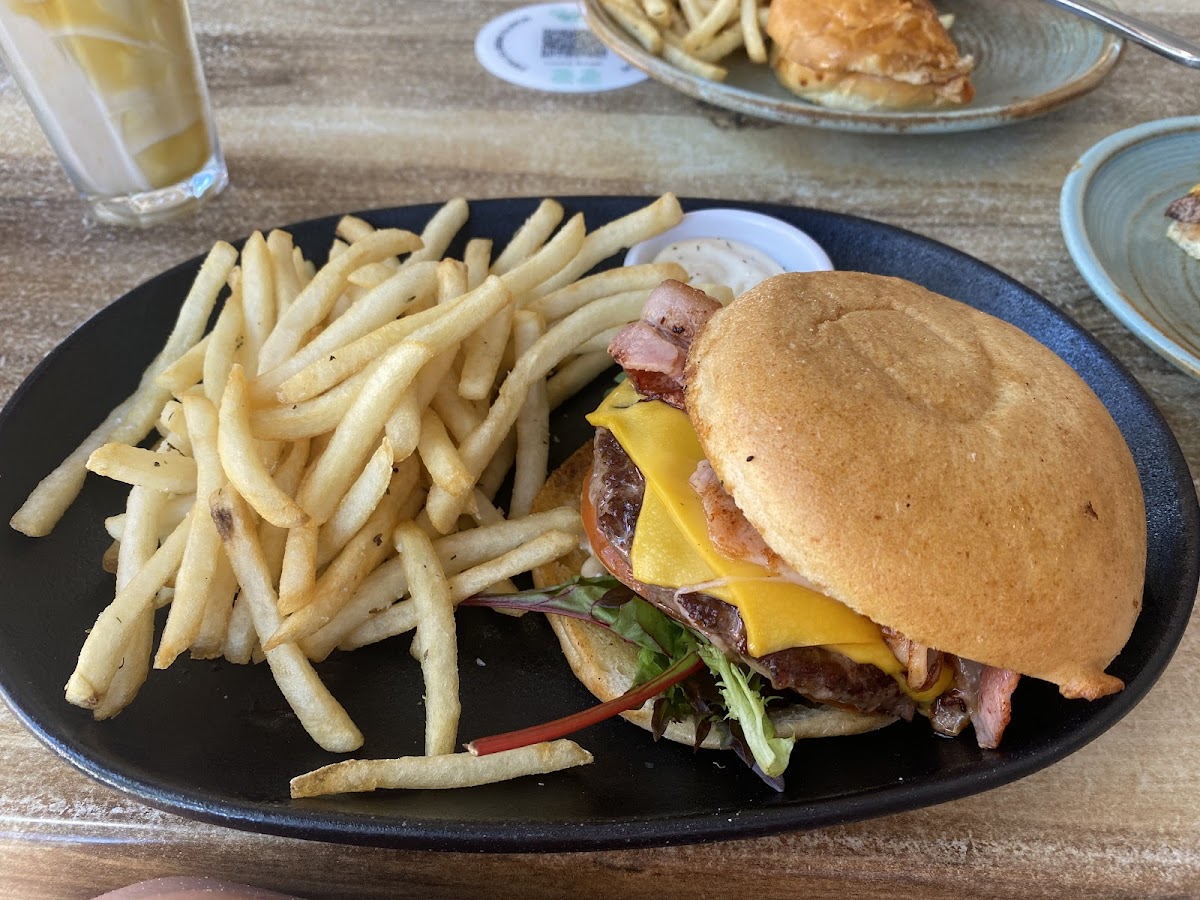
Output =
[
  {"x1": 598, "y1": 0, "x2": 771, "y2": 79},
  {"x1": 18, "y1": 196, "x2": 687, "y2": 796}
]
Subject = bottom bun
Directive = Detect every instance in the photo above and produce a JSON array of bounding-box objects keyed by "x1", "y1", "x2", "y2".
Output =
[
  {"x1": 532, "y1": 442, "x2": 896, "y2": 750},
  {"x1": 771, "y1": 54, "x2": 965, "y2": 112}
]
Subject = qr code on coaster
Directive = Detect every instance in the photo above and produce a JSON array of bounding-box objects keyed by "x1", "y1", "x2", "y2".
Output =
[{"x1": 541, "y1": 28, "x2": 606, "y2": 59}]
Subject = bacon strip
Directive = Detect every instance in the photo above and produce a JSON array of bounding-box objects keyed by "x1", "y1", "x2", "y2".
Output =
[
  {"x1": 973, "y1": 665, "x2": 1021, "y2": 749},
  {"x1": 930, "y1": 658, "x2": 1020, "y2": 749},
  {"x1": 608, "y1": 279, "x2": 721, "y2": 410},
  {"x1": 689, "y1": 460, "x2": 782, "y2": 569}
]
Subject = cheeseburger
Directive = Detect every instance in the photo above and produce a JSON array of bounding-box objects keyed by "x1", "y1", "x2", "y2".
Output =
[{"x1": 527, "y1": 272, "x2": 1146, "y2": 783}]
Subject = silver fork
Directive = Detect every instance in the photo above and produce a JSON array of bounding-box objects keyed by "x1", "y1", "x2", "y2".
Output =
[{"x1": 1040, "y1": 0, "x2": 1200, "y2": 67}]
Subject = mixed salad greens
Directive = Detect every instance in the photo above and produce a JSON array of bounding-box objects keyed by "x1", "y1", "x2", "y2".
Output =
[{"x1": 462, "y1": 575, "x2": 794, "y2": 789}]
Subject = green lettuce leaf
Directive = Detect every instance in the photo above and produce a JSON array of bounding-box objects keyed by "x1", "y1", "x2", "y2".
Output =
[{"x1": 697, "y1": 644, "x2": 795, "y2": 778}]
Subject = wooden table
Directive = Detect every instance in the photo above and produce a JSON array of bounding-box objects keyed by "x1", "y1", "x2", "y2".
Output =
[{"x1": 2, "y1": 1, "x2": 1198, "y2": 896}]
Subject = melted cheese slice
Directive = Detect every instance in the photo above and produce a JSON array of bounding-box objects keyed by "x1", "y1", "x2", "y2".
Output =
[{"x1": 588, "y1": 381, "x2": 951, "y2": 703}]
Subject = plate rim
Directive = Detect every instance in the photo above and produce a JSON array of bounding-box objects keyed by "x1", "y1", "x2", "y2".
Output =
[
  {"x1": 580, "y1": 0, "x2": 1124, "y2": 134},
  {"x1": 1060, "y1": 115, "x2": 1200, "y2": 380},
  {"x1": 1, "y1": 196, "x2": 1195, "y2": 852}
]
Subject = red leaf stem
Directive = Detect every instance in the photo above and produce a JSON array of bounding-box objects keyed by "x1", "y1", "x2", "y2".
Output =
[{"x1": 465, "y1": 652, "x2": 704, "y2": 756}]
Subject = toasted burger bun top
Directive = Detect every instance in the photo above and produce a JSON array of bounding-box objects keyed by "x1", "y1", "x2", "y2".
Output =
[
  {"x1": 532, "y1": 442, "x2": 896, "y2": 748},
  {"x1": 685, "y1": 272, "x2": 1146, "y2": 700},
  {"x1": 765, "y1": 0, "x2": 973, "y2": 111}
]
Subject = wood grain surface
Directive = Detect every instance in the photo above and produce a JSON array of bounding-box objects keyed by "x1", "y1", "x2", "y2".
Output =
[{"x1": 1, "y1": 1, "x2": 1199, "y2": 897}]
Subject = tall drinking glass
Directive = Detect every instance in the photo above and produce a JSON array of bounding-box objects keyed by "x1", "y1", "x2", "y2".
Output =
[{"x1": 0, "y1": 0, "x2": 228, "y2": 226}]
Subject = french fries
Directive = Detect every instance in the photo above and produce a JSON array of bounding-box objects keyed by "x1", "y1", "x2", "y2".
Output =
[
  {"x1": 394, "y1": 521, "x2": 460, "y2": 756},
  {"x1": 600, "y1": 0, "x2": 663, "y2": 53},
  {"x1": 190, "y1": 552, "x2": 238, "y2": 660},
  {"x1": 92, "y1": 476, "x2": 167, "y2": 720},
  {"x1": 268, "y1": 230, "x2": 302, "y2": 317},
  {"x1": 418, "y1": 408, "x2": 474, "y2": 496},
  {"x1": 277, "y1": 520, "x2": 320, "y2": 615},
  {"x1": 491, "y1": 199, "x2": 564, "y2": 276},
  {"x1": 218, "y1": 365, "x2": 309, "y2": 528},
  {"x1": 296, "y1": 276, "x2": 511, "y2": 524},
  {"x1": 255, "y1": 260, "x2": 439, "y2": 404},
  {"x1": 265, "y1": 484, "x2": 403, "y2": 649},
  {"x1": 154, "y1": 334, "x2": 210, "y2": 396},
  {"x1": 529, "y1": 193, "x2": 682, "y2": 298},
  {"x1": 86, "y1": 443, "x2": 197, "y2": 494},
  {"x1": 211, "y1": 485, "x2": 364, "y2": 753},
  {"x1": 11, "y1": 241, "x2": 236, "y2": 537},
  {"x1": 423, "y1": 289, "x2": 650, "y2": 533},
  {"x1": 239, "y1": 231, "x2": 276, "y2": 375},
  {"x1": 19, "y1": 196, "x2": 688, "y2": 796},
  {"x1": 317, "y1": 437, "x2": 399, "y2": 566},
  {"x1": 290, "y1": 740, "x2": 593, "y2": 797},
  {"x1": 598, "y1": 0, "x2": 771, "y2": 79},
  {"x1": 65, "y1": 510, "x2": 192, "y2": 707},
  {"x1": 154, "y1": 393, "x2": 227, "y2": 668},
  {"x1": 510, "y1": 311, "x2": 549, "y2": 519},
  {"x1": 340, "y1": 528, "x2": 581, "y2": 651},
  {"x1": 257, "y1": 229, "x2": 422, "y2": 373}
]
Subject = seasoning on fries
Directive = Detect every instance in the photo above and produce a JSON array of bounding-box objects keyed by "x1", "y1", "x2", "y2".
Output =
[{"x1": 12, "y1": 195, "x2": 685, "y2": 796}]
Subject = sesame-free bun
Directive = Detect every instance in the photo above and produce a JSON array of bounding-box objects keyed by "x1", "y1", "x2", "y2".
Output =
[
  {"x1": 685, "y1": 272, "x2": 1146, "y2": 701},
  {"x1": 765, "y1": 0, "x2": 974, "y2": 111},
  {"x1": 533, "y1": 443, "x2": 896, "y2": 747}
]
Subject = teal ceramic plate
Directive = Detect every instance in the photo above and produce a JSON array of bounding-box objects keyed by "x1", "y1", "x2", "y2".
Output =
[
  {"x1": 1061, "y1": 117, "x2": 1200, "y2": 380},
  {"x1": 581, "y1": 0, "x2": 1122, "y2": 134}
]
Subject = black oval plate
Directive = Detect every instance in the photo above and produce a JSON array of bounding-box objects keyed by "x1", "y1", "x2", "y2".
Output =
[{"x1": 0, "y1": 198, "x2": 1196, "y2": 852}]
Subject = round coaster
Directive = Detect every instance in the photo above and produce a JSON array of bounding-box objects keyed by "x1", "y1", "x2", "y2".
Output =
[{"x1": 475, "y1": 2, "x2": 647, "y2": 93}]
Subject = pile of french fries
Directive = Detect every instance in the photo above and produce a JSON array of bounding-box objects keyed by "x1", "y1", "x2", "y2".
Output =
[
  {"x1": 600, "y1": 0, "x2": 771, "y2": 81},
  {"x1": 10, "y1": 195, "x2": 691, "y2": 797}
]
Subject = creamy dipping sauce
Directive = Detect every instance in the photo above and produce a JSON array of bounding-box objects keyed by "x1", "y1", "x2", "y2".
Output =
[{"x1": 652, "y1": 237, "x2": 785, "y2": 297}]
